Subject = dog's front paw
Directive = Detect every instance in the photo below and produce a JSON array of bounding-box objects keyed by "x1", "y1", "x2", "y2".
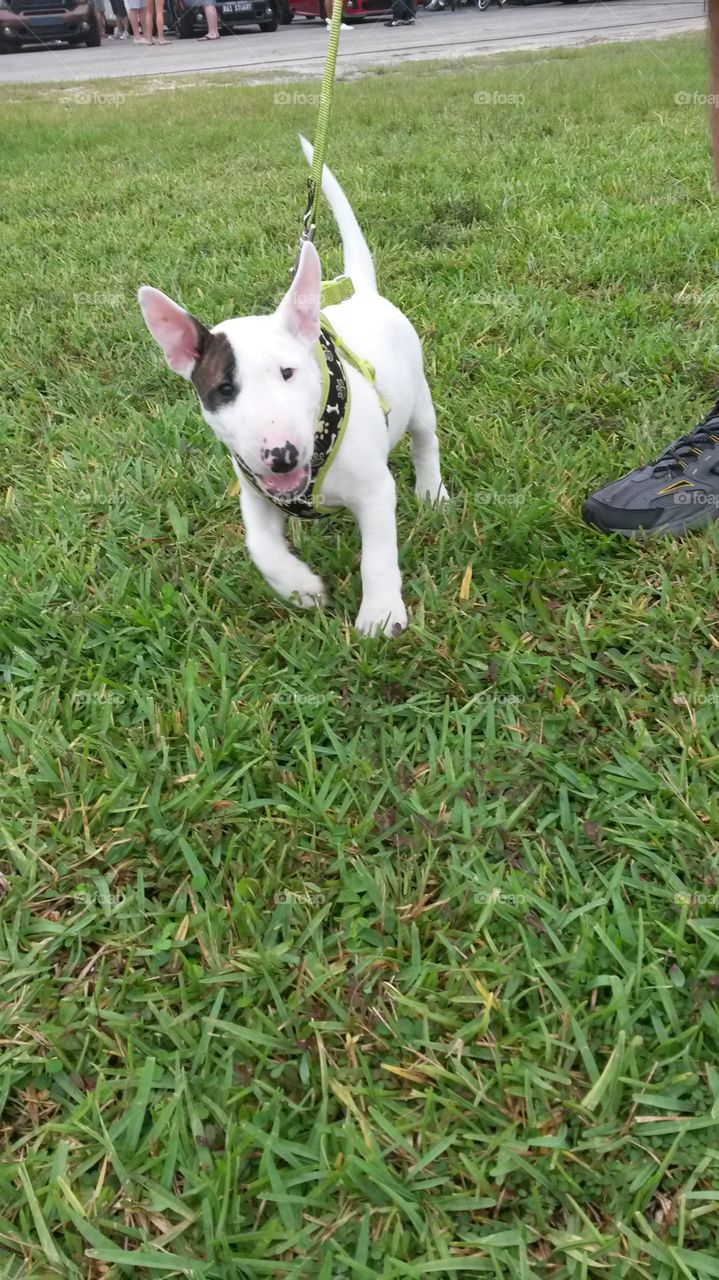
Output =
[
  {"x1": 355, "y1": 598, "x2": 408, "y2": 638},
  {"x1": 415, "y1": 480, "x2": 450, "y2": 504},
  {"x1": 271, "y1": 568, "x2": 328, "y2": 610}
]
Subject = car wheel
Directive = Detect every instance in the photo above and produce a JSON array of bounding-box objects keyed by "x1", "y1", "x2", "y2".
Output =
[
  {"x1": 85, "y1": 17, "x2": 102, "y2": 44},
  {"x1": 275, "y1": 0, "x2": 293, "y2": 20},
  {"x1": 259, "y1": 16, "x2": 277, "y2": 27},
  {"x1": 177, "y1": 9, "x2": 196, "y2": 35}
]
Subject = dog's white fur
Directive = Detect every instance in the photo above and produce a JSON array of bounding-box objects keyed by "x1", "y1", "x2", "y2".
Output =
[{"x1": 138, "y1": 138, "x2": 447, "y2": 636}]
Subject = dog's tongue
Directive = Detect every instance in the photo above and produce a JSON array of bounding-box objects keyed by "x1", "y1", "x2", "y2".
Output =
[{"x1": 261, "y1": 467, "x2": 308, "y2": 496}]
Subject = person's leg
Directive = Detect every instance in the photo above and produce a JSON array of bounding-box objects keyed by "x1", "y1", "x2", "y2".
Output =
[
  {"x1": 583, "y1": 0, "x2": 719, "y2": 537},
  {"x1": 204, "y1": 3, "x2": 219, "y2": 36},
  {"x1": 154, "y1": 0, "x2": 167, "y2": 40},
  {"x1": 142, "y1": 0, "x2": 154, "y2": 39},
  {"x1": 128, "y1": 6, "x2": 141, "y2": 38},
  {"x1": 324, "y1": 0, "x2": 351, "y2": 29}
]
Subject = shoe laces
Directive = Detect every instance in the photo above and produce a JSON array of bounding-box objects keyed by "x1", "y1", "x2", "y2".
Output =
[{"x1": 651, "y1": 396, "x2": 719, "y2": 475}]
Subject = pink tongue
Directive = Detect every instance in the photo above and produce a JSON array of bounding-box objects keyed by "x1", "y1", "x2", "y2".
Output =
[{"x1": 262, "y1": 467, "x2": 306, "y2": 494}]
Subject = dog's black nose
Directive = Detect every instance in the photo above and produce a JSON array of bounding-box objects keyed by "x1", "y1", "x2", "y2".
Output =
[{"x1": 263, "y1": 442, "x2": 300, "y2": 474}]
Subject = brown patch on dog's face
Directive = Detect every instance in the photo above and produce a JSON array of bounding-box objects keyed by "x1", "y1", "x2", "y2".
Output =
[{"x1": 191, "y1": 330, "x2": 239, "y2": 415}]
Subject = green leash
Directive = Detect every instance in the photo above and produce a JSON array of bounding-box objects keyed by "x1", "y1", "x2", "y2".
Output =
[
  {"x1": 289, "y1": 3, "x2": 390, "y2": 420},
  {"x1": 291, "y1": 0, "x2": 345, "y2": 278}
]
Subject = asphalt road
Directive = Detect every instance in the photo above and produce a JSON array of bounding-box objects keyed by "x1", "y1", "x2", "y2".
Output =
[{"x1": 0, "y1": 0, "x2": 706, "y2": 86}]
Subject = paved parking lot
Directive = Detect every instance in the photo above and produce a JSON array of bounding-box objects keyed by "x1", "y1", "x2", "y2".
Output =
[{"x1": 0, "y1": 0, "x2": 706, "y2": 86}]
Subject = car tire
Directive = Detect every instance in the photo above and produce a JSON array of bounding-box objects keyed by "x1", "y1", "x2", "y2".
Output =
[
  {"x1": 275, "y1": 0, "x2": 293, "y2": 21},
  {"x1": 177, "y1": 9, "x2": 196, "y2": 35},
  {"x1": 259, "y1": 16, "x2": 277, "y2": 27},
  {"x1": 85, "y1": 18, "x2": 102, "y2": 44}
]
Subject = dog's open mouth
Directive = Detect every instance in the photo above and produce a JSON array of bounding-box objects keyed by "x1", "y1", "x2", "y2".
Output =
[{"x1": 257, "y1": 465, "x2": 311, "y2": 500}]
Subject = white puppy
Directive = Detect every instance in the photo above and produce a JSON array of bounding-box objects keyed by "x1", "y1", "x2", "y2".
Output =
[{"x1": 138, "y1": 138, "x2": 447, "y2": 636}]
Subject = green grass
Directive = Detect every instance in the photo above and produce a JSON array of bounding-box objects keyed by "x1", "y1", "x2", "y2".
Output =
[{"x1": 3, "y1": 31, "x2": 719, "y2": 1278}]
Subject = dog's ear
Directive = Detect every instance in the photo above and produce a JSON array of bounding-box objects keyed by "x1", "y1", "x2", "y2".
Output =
[
  {"x1": 276, "y1": 240, "x2": 321, "y2": 343},
  {"x1": 138, "y1": 286, "x2": 210, "y2": 379}
]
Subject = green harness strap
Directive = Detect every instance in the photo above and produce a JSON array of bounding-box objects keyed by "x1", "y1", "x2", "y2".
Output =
[
  {"x1": 319, "y1": 282, "x2": 391, "y2": 421},
  {"x1": 319, "y1": 274, "x2": 354, "y2": 308}
]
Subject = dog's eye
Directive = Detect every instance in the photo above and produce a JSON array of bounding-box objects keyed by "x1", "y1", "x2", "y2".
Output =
[
  {"x1": 281, "y1": 367, "x2": 294, "y2": 382},
  {"x1": 216, "y1": 381, "x2": 235, "y2": 400}
]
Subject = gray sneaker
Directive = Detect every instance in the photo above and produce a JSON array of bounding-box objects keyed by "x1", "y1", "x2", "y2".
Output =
[{"x1": 582, "y1": 397, "x2": 719, "y2": 537}]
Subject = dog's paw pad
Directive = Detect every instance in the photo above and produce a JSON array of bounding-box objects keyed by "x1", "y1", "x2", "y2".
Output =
[{"x1": 355, "y1": 600, "x2": 408, "y2": 638}]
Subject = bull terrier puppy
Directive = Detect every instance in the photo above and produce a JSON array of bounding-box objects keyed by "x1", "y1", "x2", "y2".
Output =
[{"x1": 138, "y1": 138, "x2": 447, "y2": 636}]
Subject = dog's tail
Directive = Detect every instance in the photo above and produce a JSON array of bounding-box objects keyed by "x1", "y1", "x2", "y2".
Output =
[{"x1": 299, "y1": 135, "x2": 377, "y2": 292}]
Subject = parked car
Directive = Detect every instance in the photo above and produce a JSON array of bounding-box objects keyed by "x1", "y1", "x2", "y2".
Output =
[
  {"x1": 167, "y1": 0, "x2": 276, "y2": 35},
  {"x1": 284, "y1": 0, "x2": 389, "y2": 23},
  {"x1": 0, "y1": 0, "x2": 102, "y2": 48}
]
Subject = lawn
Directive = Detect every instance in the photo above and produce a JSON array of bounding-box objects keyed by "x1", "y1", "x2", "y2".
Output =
[{"x1": 2, "y1": 30, "x2": 719, "y2": 1278}]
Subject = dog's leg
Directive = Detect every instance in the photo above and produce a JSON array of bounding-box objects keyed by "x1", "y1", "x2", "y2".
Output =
[
  {"x1": 240, "y1": 481, "x2": 327, "y2": 608},
  {"x1": 349, "y1": 468, "x2": 408, "y2": 637},
  {"x1": 408, "y1": 378, "x2": 449, "y2": 503}
]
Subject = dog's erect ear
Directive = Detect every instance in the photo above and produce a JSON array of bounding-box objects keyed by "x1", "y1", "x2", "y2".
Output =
[
  {"x1": 138, "y1": 286, "x2": 210, "y2": 379},
  {"x1": 276, "y1": 240, "x2": 321, "y2": 343}
]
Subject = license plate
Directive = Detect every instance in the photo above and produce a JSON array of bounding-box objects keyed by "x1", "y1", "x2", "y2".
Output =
[
  {"x1": 223, "y1": 2, "x2": 252, "y2": 14},
  {"x1": 32, "y1": 14, "x2": 63, "y2": 23}
]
